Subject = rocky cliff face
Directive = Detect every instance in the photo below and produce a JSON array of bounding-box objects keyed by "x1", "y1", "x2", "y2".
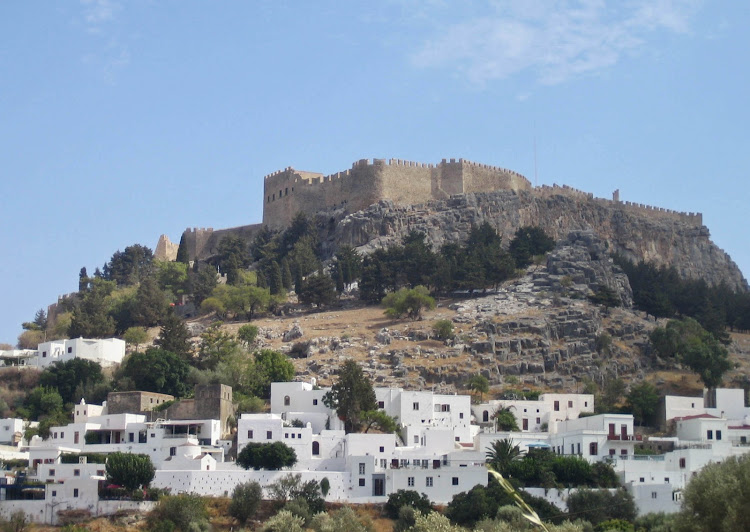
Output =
[{"x1": 320, "y1": 190, "x2": 747, "y2": 291}]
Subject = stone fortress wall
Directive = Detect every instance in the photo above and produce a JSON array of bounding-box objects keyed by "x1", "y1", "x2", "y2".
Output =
[
  {"x1": 535, "y1": 184, "x2": 703, "y2": 226},
  {"x1": 262, "y1": 158, "x2": 532, "y2": 230}
]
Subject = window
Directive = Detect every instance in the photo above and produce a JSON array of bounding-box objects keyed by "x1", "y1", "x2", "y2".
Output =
[
  {"x1": 554, "y1": 401, "x2": 560, "y2": 411},
  {"x1": 426, "y1": 477, "x2": 433, "y2": 487},
  {"x1": 61, "y1": 432, "x2": 64, "y2": 438},
  {"x1": 284, "y1": 396, "x2": 290, "y2": 406},
  {"x1": 54, "y1": 432, "x2": 58, "y2": 439},
  {"x1": 408, "y1": 477, "x2": 414, "y2": 487},
  {"x1": 414, "y1": 436, "x2": 419, "y2": 444},
  {"x1": 522, "y1": 419, "x2": 529, "y2": 430},
  {"x1": 312, "y1": 441, "x2": 320, "y2": 455},
  {"x1": 74, "y1": 469, "x2": 80, "y2": 476},
  {"x1": 359, "y1": 478, "x2": 365, "y2": 487},
  {"x1": 285, "y1": 433, "x2": 289, "y2": 439},
  {"x1": 589, "y1": 442, "x2": 598, "y2": 455},
  {"x1": 413, "y1": 402, "x2": 419, "y2": 410},
  {"x1": 73, "y1": 489, "x2": 79, "y2": 498},
  {"x1": 568, "y1": 400, "x2": 573, "y2": 407},
  {"x1": 621, "y1": 449, "x2": 627, "y2": 455},
  {"x1": 52, "y1": 490, "x2": 56, "y2": 497},
  {"x1": 49, "y1": 469, "x2": 55, "y2": 477},
  {"x1": 707, "y1": 430, "x2": 713, "y2": 440},
  {"x1": 379, "y1": 446, "x2": 384, "y2": 452},
  {"x1": 452, "y1": 477, "x2": 459, "y2": 486},
  {"x1": 584, "y1": 401, "x2": 588, "y2": 407},
  {"x1": 640, "y1": 477, "x2": 645, "y2": 482},
  {"x1": 267, "y1": 431, "x2": 272, "y2": 439},
  {"x1": 665, "y1": 477, "x2": 670, "y2": 483},
  {"x1": 422, "y1": 459, "x2": 429, "y2": 469},
  {"x1": 378, "y1": 401, "x2": 384, "y2": 408},
  {"x1": 313, "y1": 399, "x2": 318, "y2": 406},
  {"x1": 679, "y1": 458, "x2": 686, "y2": 468},
  {"x1": 609, "y1": 449, "x2": 616, "y2": 456},
  {"x1": 717, "y1": 430, "x2": 722, "y2": 441},
  {"x1": 97, "y1": 470, "x2": 104, "y2": 476},
  {"x1": 170, "y1": 447, "x2": 176, "y2": 456},
  {"x1": 42, "y1": 351, "x2": 46, "y2": 357},
  {"x1": 536, "y1": 417, "x2": 541, "y2": 424},
  {"x1": 651, "y1": 491, "x2": 657, "y2": 499},
  {"x1": 248, "y1": 430, "x2": 253, "y2": 439},
  {"x1": 67, "y1": 347, "x2": 72, "y2": 353},
  {"x1": 442, "y1": 404, "x2": 450, "y2": 412},
  {"x1": 577, "y1": 443, "x2": 581, "y2": 455},
  {"x1": 459, "y1": 413, "x2": 464, "y2": 419},
  {"x1": 359, "y1": 463, "x2": 366, "y2": 475},
  {"x1": 75, "y1": 432, "x2": 80, "y2": 444}
]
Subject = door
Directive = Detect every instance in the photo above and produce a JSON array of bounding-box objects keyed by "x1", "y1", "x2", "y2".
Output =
[{"x1": 372, "y1": 476, "x2": 385, "y2": 496}]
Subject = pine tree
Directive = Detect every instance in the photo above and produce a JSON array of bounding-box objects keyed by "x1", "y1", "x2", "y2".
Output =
[
  {"x1": 78, "y1": 267, "x2": 89, "y2": 292},
  {"x1": 335, "y1": 263, "x2": 345, "y2": 294},
  {"x1": 269, "y1": 261, "x2": 283, "y2": 295},
  {"x1": 176, "y1": 234, "x2": 190, "y2": 264},
  {"x1": 154, "y1": 311, "x2": 192, "y2": 360},
  {"x1": 281, "y1": 258, "x2": 293, "y2": 291}
]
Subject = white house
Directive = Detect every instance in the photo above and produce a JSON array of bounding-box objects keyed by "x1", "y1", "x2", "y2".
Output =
[
  {"x1": 36, "y1": 338, "x2": 126, "y2": 368},
  {"x1": 0, "y1": 349, "x2": 38, "y2": 368},
  {"x1": 473, "y1": 393, "x2": 594, "y2": 432}
]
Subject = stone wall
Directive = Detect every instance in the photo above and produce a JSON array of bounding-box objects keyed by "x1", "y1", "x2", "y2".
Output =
[
  {"x1": 154, "y1": 234, "x2": 179, "y2": 261},
  {"x1": 106, "y1": 391, "x2": 175, "y2": 416},
  {"x1": 261, "y1": 158, "x2": 531, "y2": 231},
  {"x1": 180, "y1": 224, "x2": 262, "y2": 262},
  {"x1": 163, "y1": 384, "x2": 234, "y2": 436}
]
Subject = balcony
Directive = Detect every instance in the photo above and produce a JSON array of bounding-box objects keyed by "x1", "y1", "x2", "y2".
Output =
[{"x1": 607, "y1": 434, "x2": 642, "y2": 441}]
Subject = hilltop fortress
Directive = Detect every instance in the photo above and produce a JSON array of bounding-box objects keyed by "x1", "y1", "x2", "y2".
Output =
[
  {"x1": 156, "y1": 157, "x2": 745, "y2": 290},
  {"x1": 263, "y1": 158, "x2": 532, "y2": 230}
]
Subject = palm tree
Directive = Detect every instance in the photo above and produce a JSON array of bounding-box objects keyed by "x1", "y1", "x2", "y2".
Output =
[
  {"x1": 467, "y1": 374, "x2": 490, "y2": 403},
  {"x1": 486, "y1": 438, "x2": 524, "y2": 474}
]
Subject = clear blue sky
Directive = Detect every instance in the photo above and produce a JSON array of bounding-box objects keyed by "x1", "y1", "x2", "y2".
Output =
[{"x1": 1, "y1": 1, "x2": 748, "y2": 345}]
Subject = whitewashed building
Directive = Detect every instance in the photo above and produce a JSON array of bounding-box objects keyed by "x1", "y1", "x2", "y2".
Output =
[{"x1": 36, "y1": 338, "x2": 126, "y2": 368}]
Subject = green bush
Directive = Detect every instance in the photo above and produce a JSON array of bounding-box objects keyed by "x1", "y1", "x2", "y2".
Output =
[
  {"x1": 432, "y1": 319, "x2": 454, "y2": 340},
  {"x1": 229, "y1": 480, "x2": 263, "y2": 525},
  {"x1": 147, "y1": 494, "x2": 210, "y2": 532},
  {"x1": 382, "y1": 286, "x2": 435, "y2": 320},
  {"x1": 385, "y1": 489, "x2": 434, "y2": 519}
]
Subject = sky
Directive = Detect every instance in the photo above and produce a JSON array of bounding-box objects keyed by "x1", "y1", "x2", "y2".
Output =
[{"x1": 1, "y1": 1, "x2": 748, "y2": 345}]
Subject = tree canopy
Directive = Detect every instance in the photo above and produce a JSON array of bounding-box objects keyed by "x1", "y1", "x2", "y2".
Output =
[
  {"x1": 237, "y1": 441, "x2": 297, "y2": 470},
  {"x1": 121, "y1": 348, "x2": 191, "y2": 397},
  {"x1": 323, "y1": 360, "x2": 377, "y2": 433},
  {"x1": 650, "y1": 317, "x2": 732, "y2": 388},
  {"x1": 39, "y1": 358, "x2": 104, "y2": 406},
  {"x1": 105, "y1": 452, "x2": 155, "y2": 490}
]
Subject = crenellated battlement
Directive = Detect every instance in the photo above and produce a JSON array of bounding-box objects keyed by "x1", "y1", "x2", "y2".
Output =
[{"x1": 535, "y1": 184, "x2": 702, "y2": 225}]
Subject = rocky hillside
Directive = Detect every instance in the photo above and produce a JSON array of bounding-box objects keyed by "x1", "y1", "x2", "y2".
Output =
[
  {"x1": 317, "y1": 189, "x2": 747, "y2": 291},
  {"x1": 222, "y1": 231, "x2": 748, "y2": 395}
]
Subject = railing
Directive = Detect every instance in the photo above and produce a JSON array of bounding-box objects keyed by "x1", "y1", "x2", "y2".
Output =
[
  {"x1": 617, "y1": 454, "x2": 665, "y2": 461},
  {"x1": 607, "y1": 434, "x2": 643, "y2": 441},
  {"x1": 163, "y1": 434, "x2": 199, "y2": 440}
]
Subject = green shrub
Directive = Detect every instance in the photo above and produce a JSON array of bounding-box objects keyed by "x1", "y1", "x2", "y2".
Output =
[
  {"x1": 229, "y1": 480, "x2": 262, "y2": 525},
  {"x1": 432, "y1": 319, "x2": 454, "y2": 340},
  {"x1": 385, "y1": 489, "x2": 434, "y2": 519}
]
